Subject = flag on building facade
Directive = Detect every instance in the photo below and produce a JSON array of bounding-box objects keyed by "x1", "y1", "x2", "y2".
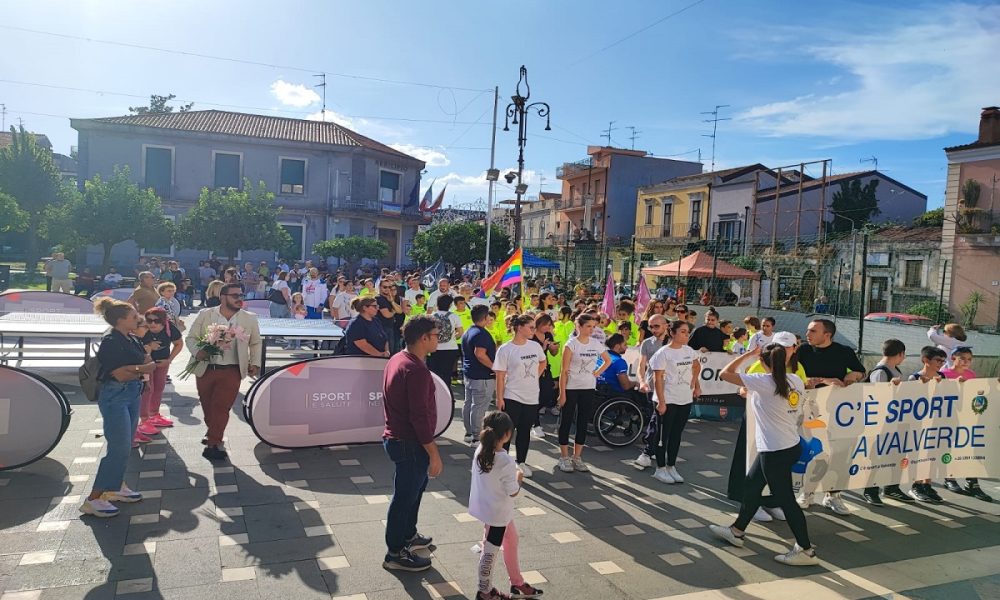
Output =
[
  {"x1": 426, "y1": 183, "x2": 447, "y2": 212},
  {"x1": 417, "y1": 181, "x2": 435, "y2": 211},
  {"x1": 478, "y1": 248, "x2": 522, "y2": 297}
]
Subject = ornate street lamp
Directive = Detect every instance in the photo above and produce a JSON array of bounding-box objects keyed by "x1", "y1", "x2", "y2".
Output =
[{"x1": 503, "y1": 65, "x2": 551, "y2": 248}]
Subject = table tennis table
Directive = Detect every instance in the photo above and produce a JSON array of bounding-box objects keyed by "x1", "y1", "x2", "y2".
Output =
[
  {"x1": 0, "y1": 312, "x2": 108, "y2": 365},
  {"x1": 0, "y1": 312, "x2": 344, "y2": 370}
]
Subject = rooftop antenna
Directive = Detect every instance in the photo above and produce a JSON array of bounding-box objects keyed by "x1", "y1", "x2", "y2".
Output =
[
  {"x1": 627, "y1": 126, "x2": 642, "y2": 150},
  {"x1": 860, "y1": 156, "x2": 878, "y2": 170},
  {"x1": 313, "y1": 73, "x2": 327, "y2": 120},
  {"x1": 601, "y1": 121, "x2": 620, "y2": 147},
  {"x1": 701, "y1": 104, "x2": 731, "y2": 171}
]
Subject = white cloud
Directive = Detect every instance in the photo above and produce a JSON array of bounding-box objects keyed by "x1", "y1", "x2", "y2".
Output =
[
  {"x1": 270, "y1": 80, "x2": 321, "y2": 108},
  {"x1": 429, "y1": 168, "x2": 548, "y2": 207},
  {"x1": 389, "y1": 144, "x2": 450, "y2": 167},
  {"x1": 737, "y1": 3, "x2": 1000, "y2": 141},
  {"x1": 305, "y1": 109, "x2": 355, "y2": 127}
]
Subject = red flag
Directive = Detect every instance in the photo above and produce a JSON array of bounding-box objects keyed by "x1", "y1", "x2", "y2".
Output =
[{"x1": 426, "y1": 184, "x2": 447, "y2": 212}]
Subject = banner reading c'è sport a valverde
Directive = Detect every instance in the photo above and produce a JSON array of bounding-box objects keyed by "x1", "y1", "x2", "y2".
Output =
[
  {"x1": 243, "y1": 356, "x2": 454, "y2": 448},
  {"x1": 747, "y1": 378, "x2": 999, "y2": 494}
]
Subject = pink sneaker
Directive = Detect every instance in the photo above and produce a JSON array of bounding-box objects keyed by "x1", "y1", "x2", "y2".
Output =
[
  {"x1": 133, "y1": 432, "x2": 152, "y2": 445},
  {"x1": 150, "y1": 414, "x2": 174, "y2": 428},
  {"x1": 137, "y1": 421, "x2": 159, "y2": 436}
]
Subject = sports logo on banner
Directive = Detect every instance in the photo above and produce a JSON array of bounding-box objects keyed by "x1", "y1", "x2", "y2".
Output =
[
  {"x1": 0, "y1": 366, "x2": 72, "y2": 470},
  {"x1": 243, "y1": 356, "x2": 454, "y2": 448},
  {"x1": 747, "y1": 378, "x2": 1000, "y2": 494}
]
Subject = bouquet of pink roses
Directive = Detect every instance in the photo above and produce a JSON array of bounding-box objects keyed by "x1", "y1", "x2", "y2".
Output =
[{"x1": 178, "y1": 323, "x2": 251, "y2": 380}]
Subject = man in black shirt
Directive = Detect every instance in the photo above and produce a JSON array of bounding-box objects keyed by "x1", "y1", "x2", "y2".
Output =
[
  {"x1": 797, "y1": 318, "x2": 865, "y2": 516},
  {"x1": 687, "y1": 309, "x2": 728, "y2": 352},
  {"x1": 460, "y1": 305, "x2": 496, "y2": 445}
]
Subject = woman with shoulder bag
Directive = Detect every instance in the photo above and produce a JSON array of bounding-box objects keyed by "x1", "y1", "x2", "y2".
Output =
[
  {"x1": 269, "y1": 270, "x2": 292, "y2": 318},
  {"x1": 80, "y1": 298, "x2": 157, "y2": 518}
]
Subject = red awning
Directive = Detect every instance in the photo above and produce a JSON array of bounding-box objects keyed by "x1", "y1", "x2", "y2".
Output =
[{"x1": 642, "y1": 251, "x2": 759, "y2": 280}]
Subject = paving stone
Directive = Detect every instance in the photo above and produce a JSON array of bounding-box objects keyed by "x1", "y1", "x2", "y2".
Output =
[
  {"x1": 518, "y1": 507, "x2": 546, "y2": 516},
  {"x1": 19, "y1": 551, "x2": 57, "y2": 566},
  {"x1": 316, "y1": 555, "x2": 350, "y2": 570},
  {"x1": 221, "y1": 567, "x2": 257, "y2": 582},
  {"x1": 243, "y1": 503, "x2": 304, "y2": 542},
  {"x1": 219, "y1": 536, "x2": 343, "y2": 569},
  {"x1": 550, "y1": 531, "x2": 581, "y2": 543},
  {"x1": 153, "y1": 536, "x2": 222, "y2": 588},
  {"x1": 613, "y1": 524, "x2": 644, "y2": 536},
  {"x1": 350, "y1": 476, "x2": 374, "y2": 484},
  {"x1": 115, "y1": 578, "x2": 153, "y2": 594},
  {"x1": 254, "y1": 558, "x2": 332, "y2": 600},
  {"x1": 660, "y1": 552, "x2": 693, "y2": 566}
]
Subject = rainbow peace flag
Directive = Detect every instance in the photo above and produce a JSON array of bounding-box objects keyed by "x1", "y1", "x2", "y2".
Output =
[{"x1": 479, "y1": 248, "x2": 523, "y2": 297}]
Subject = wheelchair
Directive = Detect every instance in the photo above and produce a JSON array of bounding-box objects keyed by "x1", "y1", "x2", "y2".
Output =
[{"x1": 590, "y1": 385, "x2": 651, "y2": 448}]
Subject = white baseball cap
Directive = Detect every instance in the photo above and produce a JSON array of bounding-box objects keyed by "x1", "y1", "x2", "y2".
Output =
[{"x1": 771, "y1": 331, "x2": 797, "y2": 348}]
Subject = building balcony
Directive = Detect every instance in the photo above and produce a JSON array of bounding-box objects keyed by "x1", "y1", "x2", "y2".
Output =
[
  {"x1": 957, "y1": 233, "x2": 1000, "y2": 246},
  {"x1": 636, "y1": 222, "x2": 703, "y2": 242},
  {"x1": 558, "y1": 193, "x2": 606, "y2": 211}
]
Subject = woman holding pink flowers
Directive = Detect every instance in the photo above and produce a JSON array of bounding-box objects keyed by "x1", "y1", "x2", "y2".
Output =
[{"x1": 184, "y1": 283, "x2": 262, "y2": 461}]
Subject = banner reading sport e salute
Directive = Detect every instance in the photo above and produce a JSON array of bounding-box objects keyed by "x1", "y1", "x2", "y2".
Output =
[{"x1": 747, "y1": 378, "x2": 999, "y2": 493}]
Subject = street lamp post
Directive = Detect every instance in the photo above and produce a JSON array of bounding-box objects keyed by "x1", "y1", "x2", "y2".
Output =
[{"x1": 504, "y1": 65, "x2": 551, "y2": 249}]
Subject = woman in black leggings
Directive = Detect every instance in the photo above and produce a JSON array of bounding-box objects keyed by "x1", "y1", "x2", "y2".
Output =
[
  {"x1": 493, "y1": 314, "x2": 547, "y2": 478},
  {"x1": 556, "y1": 314, "x2": 611, "y2": 474},
  {"x1": 710, "y1": 344, "x2": 818, "y2": 566}
]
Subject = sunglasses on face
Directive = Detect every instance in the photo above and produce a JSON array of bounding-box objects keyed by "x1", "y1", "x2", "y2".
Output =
[{"x1": 146, "y1": 319, "x2": 163, "y2": 325}]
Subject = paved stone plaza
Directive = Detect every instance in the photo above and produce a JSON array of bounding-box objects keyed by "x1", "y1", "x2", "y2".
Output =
[{"x1": 2, "y1": 368, "x2": 999, "y2": 600}]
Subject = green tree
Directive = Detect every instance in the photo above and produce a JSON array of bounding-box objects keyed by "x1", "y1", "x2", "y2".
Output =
[
  {"x1": 0, "y1": 126, "x2": 70, "y2": 275},
  {"x1": 45, "y1": 167, "x2": 172, "y2": 271},
  {"x1": 0, "y1": 191, "x2": 28, "y2": 233},
  {"x1": 129, "y1": 93, "x2": 194, "y2": 115},
  {"x1": 174, "y1": 180, "x2": 291, "y2": 265},
  {"x1": 410, "y1": 222, "x2": 511, "y2": 268},
  {"x1": 912, "y1": 207, "x2": 944, "y2": 227},
  {"x1": 313, "y1": 236, "x2": 388, "y2": 272},
  {"x1": 827, "y1": 179, "x2": 881, "y2": 234}
]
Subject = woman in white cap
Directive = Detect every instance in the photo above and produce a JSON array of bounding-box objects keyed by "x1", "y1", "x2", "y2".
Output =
[
  {"x1": 725, "y1": 331, "x2": 805, "y2": 522},
  {"x1": 710, "y1": 343, "x2": 818, "y2": 566}
]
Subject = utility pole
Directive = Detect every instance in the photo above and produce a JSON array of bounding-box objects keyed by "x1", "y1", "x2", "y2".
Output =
[
  {"x1": 313, "y1": 74, "x2": 327, "y2": 120},
  {"x1": 701, "y1": 105, "x2": 730, "y2": 171},
  {"x1": 627, "y1": 126, "x2": 641, "y2": 150},
  {"x1": 601, "y1": 121, "x2": 619, "y2": 147}
]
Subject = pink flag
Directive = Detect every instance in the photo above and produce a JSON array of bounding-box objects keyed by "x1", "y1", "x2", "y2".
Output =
[
  {"x1": 601, "y1": 270, "x2": 616, "y2": 317},
  {"x1": 635, "y1": 276, "x2": 651, "y2": 316}
]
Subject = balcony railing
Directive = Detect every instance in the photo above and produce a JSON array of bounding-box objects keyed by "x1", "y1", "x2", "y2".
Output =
[
  {"x1": 635, "y1": 222, "x2": 703, "y2": 242},
  {"x1": 558, "y1": 193, "x2": 606, "y2": 209}
]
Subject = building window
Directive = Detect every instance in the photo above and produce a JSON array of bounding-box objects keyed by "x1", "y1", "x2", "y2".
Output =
[
  {"x1": 904, "y1": 259, "x2": 923, "y2": 287},
  {"x1": 539, "y1": 220, "x2": 546, "y2": 239},
  {"x1": 279, "y1": 223, "x2": 305, "y2": 261},
  {"x1": 689, "y1": 193, "x2": 703, "y2": 235},
  {"x1": 716, "y1": 213, "x2": 739, "y2": 240},
  {"x1": 142, "y1": 146, "x2": 172, "y2": 197},
  {"x1": 213, "y1": 152, "x2": 241, "y2": 188},
  {"x1": 140, "y1": 215, "x2": 176, "y2": 257},
  {"x1": 379, "y1": 170, "x2": 401, "y2": 204},
  {"x1": 280, "y1": 158, "x2": 306, "y2": 194},
  {"x1": 662, "y1": 203, "x2": 673, "y2": 236},
  {"x1": 645, "y1": 202, "x2": 654, "y2": 225}
]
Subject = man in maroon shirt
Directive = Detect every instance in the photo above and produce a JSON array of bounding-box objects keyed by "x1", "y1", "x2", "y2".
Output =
[{"x1": 382, "y1": 315, "x2": 443, "y2": 572}]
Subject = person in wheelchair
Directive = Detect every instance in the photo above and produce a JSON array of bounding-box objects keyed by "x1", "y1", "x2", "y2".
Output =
[{"x1": 596, "y1": 334, "x2": 638, "y2": 396}]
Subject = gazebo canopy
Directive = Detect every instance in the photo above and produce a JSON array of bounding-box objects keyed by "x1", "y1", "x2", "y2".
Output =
[{"x1": 642, "y1": 250, "x2": 759, "y2": 280}]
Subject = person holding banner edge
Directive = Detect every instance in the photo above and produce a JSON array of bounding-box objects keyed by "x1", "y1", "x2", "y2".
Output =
[{"x1": 710, "y1": 344, "x2": 818, "y2": 566}]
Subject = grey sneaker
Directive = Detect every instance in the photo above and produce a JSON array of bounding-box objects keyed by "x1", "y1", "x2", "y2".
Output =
[
  {"x1": 558, "y1": 457, "x2": 574, "y2": 473},
  {"x1": 774, "y1": 544, "x2": 819, "y2": 566},
  {"x1": 571, "y1": 457, "x2": 589, "y2": 472},
  {"x1": 709, "y1": 524, "x2": 744, "y2": 548}
]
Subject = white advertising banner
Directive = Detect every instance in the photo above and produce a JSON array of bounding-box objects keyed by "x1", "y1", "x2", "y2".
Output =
[
  {"x1": 621, "y1": 348, "x2": 744, "y2": 406},
  {"x1": 747, "y1": 378, "x2": 999, "y2": 493}
]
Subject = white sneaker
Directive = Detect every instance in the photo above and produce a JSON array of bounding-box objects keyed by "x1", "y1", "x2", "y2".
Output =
[
  {"x1": 79, "y1": 498, "x2": 119, "y2": 518},
  {"x1": 633, "y1": 453, "x2": 652, "y2": 470},
  {"x1": 666, "y1": 466, "x2": 684, "y2": 483},
  {"x1": 558, "y1": 457, "x2": 574, "y2": 473},
  {"x1": 517, "y1": 463, "x2": 533, "y2": 478},
  {"x1": 763, "y1": 506, "x2": 787, "y2": 521},
  {"x1": 796, "y1": 491, "x2": 812, "y2": 509},
  {"x1": 652, "y1": 467, "x2": 675, "y2": 484},
  {"x1": 774, "y1": 544, "x2": 819, "y2": 566},
  {"x1": 571, "y1": 457, "x2": 589, "y2": 472},
  {"x1": 709, "y1": 524, "x2": 744, "y2": 548},
  {"x1": 752, "y1": 507, "x2": 773, "y2": 522},
  {"x1": 103, "y1": 486, "x2": 143, "y2": 503},
  {"x1": 531, "y1": 426, "x2": 544, "y2": 439},
  {"x1": 821, "y1": 492, "x2": 850, "y2": 515},
  {"x1": 463, "y1": 434, "x2": 474, "y2": 444}
]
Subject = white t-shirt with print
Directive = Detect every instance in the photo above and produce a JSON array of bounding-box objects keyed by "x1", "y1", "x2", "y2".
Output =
[
  {"x1": 493, "y1": 340, "x2": 545, "y2": 405},
  {"x1": 739, "y1": 372, "x2": 805, "y2": 452},
  {"x1": 746, "y1": 331, "x2": 774, "y2": 352},
  {"x1": 563, "y1": 336, "x2": 606, "y2": 390},
  {"x1": 331, "y1": 291, "x2": 357, "y2": 320},
  {"x1": 469, "y1": 447, "x2": 520, "y2": 527},
  {"x1": 650, "y1": 344, "x2": 700, "y2": 405}
]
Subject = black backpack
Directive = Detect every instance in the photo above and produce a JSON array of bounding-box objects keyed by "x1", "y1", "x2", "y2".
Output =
[{"x1": 865, "y1": 364, "x2": 894, "y2": 383}]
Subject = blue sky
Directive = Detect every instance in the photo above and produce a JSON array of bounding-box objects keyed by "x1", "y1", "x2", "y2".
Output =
[{"x1": 3, "y1": 0, "x2": 999, "y2": 210}]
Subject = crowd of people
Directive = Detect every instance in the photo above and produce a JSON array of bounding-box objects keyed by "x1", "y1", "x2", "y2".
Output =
[{"x1": 77, "y1": 259, "x2": 989, "y2": 599}]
